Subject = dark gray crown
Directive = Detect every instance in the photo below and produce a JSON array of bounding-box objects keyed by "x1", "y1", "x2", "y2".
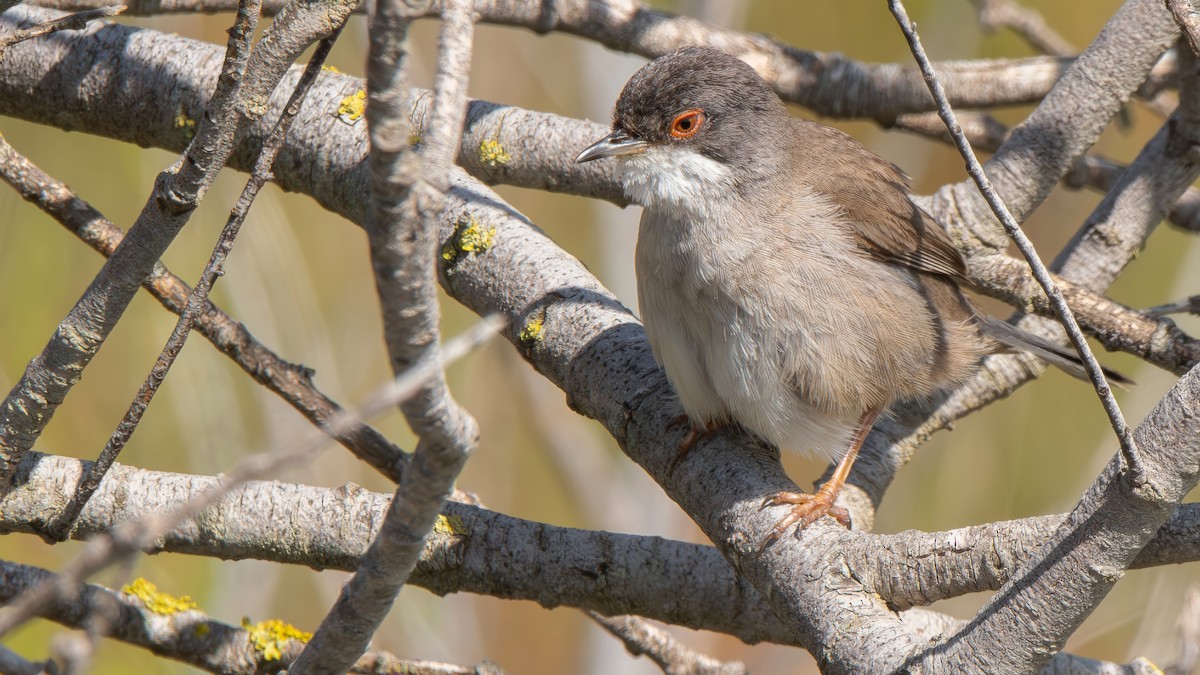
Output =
[{"x1": 612, "y1": 47, "x2": 789, "y2": 166}]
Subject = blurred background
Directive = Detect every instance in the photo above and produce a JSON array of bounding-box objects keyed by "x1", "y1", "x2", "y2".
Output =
[{"x1": 2, "y1": 0, "x2": 1197, "y2": 672}]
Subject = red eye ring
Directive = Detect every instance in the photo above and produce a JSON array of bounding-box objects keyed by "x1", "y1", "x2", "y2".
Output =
[{"x1": 669, "y1": 109, "x2": 705, "y2": 139}]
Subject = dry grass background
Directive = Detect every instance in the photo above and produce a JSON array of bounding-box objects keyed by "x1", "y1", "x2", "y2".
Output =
[{"x1": 2, "y1": 0, "x2": 1198, "y2": 672}]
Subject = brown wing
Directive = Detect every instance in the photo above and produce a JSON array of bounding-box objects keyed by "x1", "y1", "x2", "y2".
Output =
[{"x1": 791, "y1": 119, "x2": 967, "y2": 280}]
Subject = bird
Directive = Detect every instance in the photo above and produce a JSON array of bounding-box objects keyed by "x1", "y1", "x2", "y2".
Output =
[{"x1": 575, "y1": 46, "x2": 1128, "y2": 546}]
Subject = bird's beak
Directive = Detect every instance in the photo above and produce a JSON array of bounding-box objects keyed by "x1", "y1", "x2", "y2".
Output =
[{"x1": 575, "y1": 128, "x2": 649, "y2": 163}]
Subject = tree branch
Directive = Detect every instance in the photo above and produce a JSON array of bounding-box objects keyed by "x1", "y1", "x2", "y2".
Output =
[
  {"x1": 46, "y1": 17, "x2": 346, "y2": 543},
  {"x1": 0, "y1": 0, "x2": 361, "y2": 481},
  {"x1": 0, "y1": 4, "x2": 122, "y2": 56},
  {"x1": 293, "y1": 0, "x2": 480, "y2": 669},
  {"x1": 841, "y1": 0, "x2": 1188, "y2": 527},
  {"x1": 19, "y1": 0, "x2": 1083, "y2": 121},
  {"x1": 588, "y1": 612, "x2": 746, "y2": 675},
  {"x1": 6, "y1": 450, "x2": 1200, "y2": 650},
  {"x1": 0, "y1": 0, "x2": 263, "y2": 481},
  {"x1": 0, "y1": 558, "x2": 504, "y2": 674},
  {"x1": 0, "y1": 133, "x2": 412, "y2": 483}
]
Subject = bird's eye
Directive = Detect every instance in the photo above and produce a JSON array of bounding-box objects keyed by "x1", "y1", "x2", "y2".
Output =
[{"x1": 669, "y1": 109, "x2": 705, "y2": 139}]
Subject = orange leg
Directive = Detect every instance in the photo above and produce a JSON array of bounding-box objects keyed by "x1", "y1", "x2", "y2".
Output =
[
  {"x1": 669, "y1": 416, "x2": 721, "y2": 475},
  {"x1": 759, "y1": 410, "x2": 881, "y2": 548}
]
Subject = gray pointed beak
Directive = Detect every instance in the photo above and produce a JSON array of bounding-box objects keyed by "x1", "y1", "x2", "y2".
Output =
[{"x1": 575, "y1": 128, "x2": 649, "y2": 163}]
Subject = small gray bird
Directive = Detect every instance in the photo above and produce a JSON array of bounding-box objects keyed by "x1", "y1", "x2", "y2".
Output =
[{"x1": 576, "y1": 47, "x2": 1127, "y2": 545}]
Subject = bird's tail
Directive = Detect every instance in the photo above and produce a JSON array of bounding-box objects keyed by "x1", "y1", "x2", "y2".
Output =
[{"x1": 976, "y1": 315, "x2": 1133, "y2": 387}]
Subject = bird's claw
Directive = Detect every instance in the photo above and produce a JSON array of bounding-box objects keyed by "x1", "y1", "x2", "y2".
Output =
[
  {"x1": 668, "y1": 417, "x2": 718, "y2": 475},
  {"x1": 758, "y1": 489, "x2": 850, "y2": 549}
]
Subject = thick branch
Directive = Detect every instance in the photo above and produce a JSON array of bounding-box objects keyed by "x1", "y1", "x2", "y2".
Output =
[
  {"x1": 20, "y1": 0, "x2": 1077, "y2": 121},
  {"x1": 7, "y1": 450, "x2": 1199, "y2": 656},
  {"x1": 915, "y1": 362, "x2": 1200, "y2": 671},
  {"x1": 0, "y1": 452, "x2": 792, "y2": 645},
  {"x1": 0, "y1": 558, "x2": 501, "y2": 674}
]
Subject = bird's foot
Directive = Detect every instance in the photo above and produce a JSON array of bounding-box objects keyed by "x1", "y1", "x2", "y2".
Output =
[
  {"x1": 759, "y1": 486, "x2": 850, "y2": 549},
  {"x1": 669, "y1": 417, "x2": 719, "y2": 475}
]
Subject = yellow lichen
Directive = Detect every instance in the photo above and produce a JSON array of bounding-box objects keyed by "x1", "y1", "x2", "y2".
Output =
[
  {"x1": 479, "y1": 138, "x2": 511, "y2": 167},
  {"x1": 321, "y1": 64, "x2": 342, "y2": 74},
  {"x1": 519, "y1": 316, "x2": 545, "y2": 345},
  {"x1": 122, "y1": 578, "x2": 198, "y2": 615},
  {"x1": 173, "y1": 112, "x2": 196, "y2": 141},
  {"x1": 442, "y1": 216, "x2": 497, "y2": 266},
  {"x1": 336, "y1": 89, "x2": 367, "y2": 123},
  {"x1": 459, "y1": 219, "x2": 495, "y2": 252},
  {"x1": 433, "y1": 513, "x2": 466, "y2": 536},
  {"x1": 242, "y1": 617, "x2": 312, "y2": 662}
]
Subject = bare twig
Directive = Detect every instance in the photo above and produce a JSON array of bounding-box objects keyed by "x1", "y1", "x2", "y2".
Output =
[
  {"x1": 891, "y1": 0, "x2": 1141, "y2": 487},
  {"x1": 1147, "y1": 295, "x2": 1200, "y2": 316},
  {"x1": 0, "y1": 4, "x2": 122, "y2": 56},
  {"x1": 589, "y1": 612, "x2": 746, "y2": 675},
  {"x1": 45, "y1": 23, "x2": 345, "y2": 543},
  {"x1": 0, "y1": 316, "x2": 501, "y2": 638},
  {"x1": 0, "y1": 0, "x2": 359, "y2": 483},
  {"x1": 0, "y1": 134, "x2": 411, "y2": 483},
  {"x1": 898, "y1": 105, "x2": 1200, "y2": 231},
  {"x1": 970, "y1": 0, "x2": 1074, "y2": 56},
  {"x1": 291, "y1": 0, "x2": 479, "y2": 669},
  {"x1": 0, "y1": 0, "x2": 264, "y2": 481}
]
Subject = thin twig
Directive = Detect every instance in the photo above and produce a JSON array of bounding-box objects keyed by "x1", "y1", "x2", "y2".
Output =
[
  {"x1": 0, "y1": 5, "x2": 122, "y2": 56},
  {"x1": 0, "y1": 314, "x2": 502, "y2": 639},
  {"x1": 588, "y1": 612, "x2": 746, "y2": 675},
  {"x1": 0, "y1": 134, "x2": 411, "y2": 483},
  {"x1": 45, "y1": 23, "x2": 345, "y2": 543},
  {"x1": 970, "y1": 0, "x2": 1074, "y2": 56},
  {"x1": 1146, "y1": 295, "x2": 1200, "y2": 316},
  {"x1": 0, "y1": 0, "x2": 359, "y2": 483},
  {"x1": 0, "y1": 0, "x2": 263, "y2": 482},
  {"x1": 291, "y1": 0, "x2": 478, "y2": 669},
  {"x1": 888, "y1": 0, "x2": 1144, "y2": 484},
  {"x1": 0, "y1": 644, "x2": 54, "y2": 675}
]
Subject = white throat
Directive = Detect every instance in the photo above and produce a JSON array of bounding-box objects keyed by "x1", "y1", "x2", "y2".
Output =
[{"x1": 616, "y1": 146, "x2": 736, "y2": 216}]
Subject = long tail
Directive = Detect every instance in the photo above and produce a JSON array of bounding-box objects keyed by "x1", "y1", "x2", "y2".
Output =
[{"x1": 976, "y1": 315, "x2": 1134, "y2": 387}]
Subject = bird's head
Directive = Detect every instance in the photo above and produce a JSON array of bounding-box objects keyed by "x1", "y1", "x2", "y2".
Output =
[{"x1": 576, "y1": 47, "x2": 790, "y2": 211}]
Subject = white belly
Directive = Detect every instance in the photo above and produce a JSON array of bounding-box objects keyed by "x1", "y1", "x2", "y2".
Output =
[{"x1": 635, "y1": 209, "x2": 861, "y2": 461}]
